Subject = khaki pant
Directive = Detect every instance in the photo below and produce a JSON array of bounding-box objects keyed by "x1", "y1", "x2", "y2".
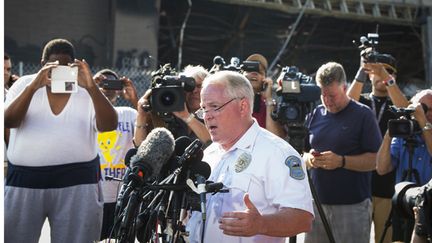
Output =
[{"x1": 372, "y1": 196, "x2": 392, "y2": 243}]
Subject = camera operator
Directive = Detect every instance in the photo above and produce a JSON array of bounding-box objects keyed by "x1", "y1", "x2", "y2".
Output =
[
  {"x1": 134, "y1": 65, "x2": 211, "y2": 146},
  {"x1": 347, "y1": 51, "x2": 409, "y2": 243},
  {"x1": 376, "y1": 89, "x2": 432, "y2": 242},
  {"x1": 303, "y1": 62, "x2": 382, "y2": 243},
  {"x1": 242, "y1": 53, "x2": 286, "y2": 138},
  {"x1": 93, "y1": 69, "x2": 138, "y2": 240}
]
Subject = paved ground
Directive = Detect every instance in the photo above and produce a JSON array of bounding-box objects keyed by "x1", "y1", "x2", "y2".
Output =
[
  {"x1": 39, "y1": 220, "x2": 306, "y2": 243},
  {"x1": 39, "y1": 220, "x2": 375, "y2": 243}
]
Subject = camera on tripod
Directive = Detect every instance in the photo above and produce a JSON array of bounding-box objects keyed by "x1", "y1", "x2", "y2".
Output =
[
  {"x1": 150, "y1": 64, "x2": 196, "y2": 113},
  {"x1": 393, "y1": 179, "x2": 432, "y2": 237},
  {"x1": 271, "y1": 66, "x2": 320, "y2": 125},
  {"x1": 211, "y1": 56, "x2": 260, "y2": 73},
  {"x1": 388, "y1": 106, "x2": 422, "y2": 139}
]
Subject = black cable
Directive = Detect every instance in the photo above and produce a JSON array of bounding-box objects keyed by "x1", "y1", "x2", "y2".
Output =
[{"x1": 201, "y1": 217, "x2": 206, "y2": 243}]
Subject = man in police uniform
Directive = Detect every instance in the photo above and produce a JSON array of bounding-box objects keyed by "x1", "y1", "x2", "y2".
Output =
[{"x1": 186, "y1": 70, "x2": 314, "y2": 243}]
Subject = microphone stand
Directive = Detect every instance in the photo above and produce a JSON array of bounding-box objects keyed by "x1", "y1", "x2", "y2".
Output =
[
  {"x1": 114, "y1": 167, "x2": 146, "y2": 243},
  {"x1": 380, "y1": 136, "x2": 420, "y2": 243},
  {"x1": 172, "y1": 170, "x2": 191, "y2": 243},
  {"x1": 137, "y1": 168, "x2": 191, "y2": 243}
]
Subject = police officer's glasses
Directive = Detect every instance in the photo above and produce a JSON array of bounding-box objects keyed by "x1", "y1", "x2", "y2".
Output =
[{"x1": 195, "y1": 97, "x2": 243, "y2": 119}]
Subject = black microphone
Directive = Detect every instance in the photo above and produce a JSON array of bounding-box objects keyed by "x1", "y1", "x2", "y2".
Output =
[
  {"x1": 124, "y1": 148, "x2": 138, "y2": 167},
  {"x1": 175, "y1": 136, "x2": 193, "y2": 156},
  {"x1": 130, "y1": 127, "x2": 175, "y2": 181},
  {"x1": 105, "y1": 148, "x2": 137, "y2": 181},
  {"x1": 177, "y1": 139, "x2": 203, "y2": 166},
  {"x1": 205, "y1": 182, "x2": 224, "y2": 193},
  {"x1": 196, "y1": 174, "x2": 208, "y2": 221},
  {"x1": 190, "y1": 161, "x2": 211, "y2": 180}
]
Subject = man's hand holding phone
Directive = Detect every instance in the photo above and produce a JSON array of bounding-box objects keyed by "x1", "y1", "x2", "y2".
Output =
[{"x1": 311, "y1": 150, "x2": 322, "y2": 157}]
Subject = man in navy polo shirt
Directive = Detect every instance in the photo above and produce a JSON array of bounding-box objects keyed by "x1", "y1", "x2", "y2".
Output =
[{"x1": 304, "y1": 62, "x2": 382, "y2": 243}]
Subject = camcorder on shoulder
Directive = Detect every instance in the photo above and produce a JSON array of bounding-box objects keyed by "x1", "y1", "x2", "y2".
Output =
[
  {"x1": 388, "y1": 105, "x2": 426, "y2": 138},
  {"x1": 393, "y1": 179, "x2": 432, "y2": 238},
  {"x1": 211, "y1": 56, "x2": 260, "y2": 73},
  {"x1": 149, "y1": 64, "x2": 195, "y2": 113},
  {"x1": 271, "y1": 66, "x2": 320, "y2": 152},
  {"x1": 271, "y1": 66, "x2": 320, "y2": 125}
]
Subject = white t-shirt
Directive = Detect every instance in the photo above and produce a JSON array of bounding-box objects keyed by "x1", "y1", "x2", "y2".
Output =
[
  {"x1": 98, "y1": 106, "x2": 137, "y2": 203},
  {"x1": 5, "y1": 74, "x2": 99, "y2": 166},
  {"x1": 187, "y1": 121, "x2": 314, "y2": 243}
]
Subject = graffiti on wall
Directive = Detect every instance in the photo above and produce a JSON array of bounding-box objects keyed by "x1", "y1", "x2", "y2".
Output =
[{"x1": 115, "y1": 49, "x2": 154, "y2": 69}]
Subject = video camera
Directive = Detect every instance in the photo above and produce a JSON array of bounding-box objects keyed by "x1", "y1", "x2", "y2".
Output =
[
  {"x1": 393, "y1": 179, "x2": 432, "y2": 237},
  {"x1": 357, "y1": 32, "x2": 391, "y2": 64},
  {"x1": 271, "y1": 66, "x2": 320, "y2": 125},
  {"x1": 388, "y1": 105, "x2": 423, "y2": 139},
  {"x1": 150, "y1": 64, "x2": 196, "y2": 113},
  {"x1": 211, "y1": 56, "x2": 260, "y2": 73}
]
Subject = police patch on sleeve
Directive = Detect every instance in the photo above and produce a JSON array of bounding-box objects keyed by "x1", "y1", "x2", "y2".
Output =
[{"x1": 285, "y1": 156, "x2": 305, "y2": 180}]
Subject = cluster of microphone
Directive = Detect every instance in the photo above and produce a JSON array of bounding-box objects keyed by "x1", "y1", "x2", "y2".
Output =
[{"x1": 110, "y1": 127, "x2": 226, "y2": 243}]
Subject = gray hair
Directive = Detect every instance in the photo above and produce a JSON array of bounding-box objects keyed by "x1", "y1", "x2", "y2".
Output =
[
  {"x1": 315, "y1": 62, "x2": 346, "y2": 87},
  {"x1": 411, "y1": 89, "x2": 432, "y2": 104},
  {"x1": 203, "y1": 71, "x2": 254, "y2": 112},
  {"x1": 181, "y1": 65, "x2": 209, "y2": 81}
]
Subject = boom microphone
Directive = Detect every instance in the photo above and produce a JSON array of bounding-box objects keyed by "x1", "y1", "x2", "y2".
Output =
[{"x1": 130, "y1": 127, "x2": 175, "y2": 181}]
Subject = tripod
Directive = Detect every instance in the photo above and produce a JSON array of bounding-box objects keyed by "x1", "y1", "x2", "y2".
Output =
[
  {"x1": 379, "y1": 136, "x2": 420, "y2": 243},
  {"x1": 287, "y1": 126, "x2": 336, "y2": 243}
]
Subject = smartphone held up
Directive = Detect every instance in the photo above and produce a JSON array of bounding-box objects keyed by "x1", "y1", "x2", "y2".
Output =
[{"x1": 51, "y1": 65, "x2": 78, "y2": 93}]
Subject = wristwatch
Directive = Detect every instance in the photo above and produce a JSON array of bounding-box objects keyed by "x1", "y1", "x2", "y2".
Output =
[
  {"x1": 184, "y1": 113, "x2": 195, "y2": 124},
  {"x1": 383, "y1": 78, "x2": 396, "y2": 87},
  {"x1": 422, "y1": 122, "x2": 432, "y2": 132},
  {"x1": 265, "y1": 99, "x2": 276, "y2": 106}
]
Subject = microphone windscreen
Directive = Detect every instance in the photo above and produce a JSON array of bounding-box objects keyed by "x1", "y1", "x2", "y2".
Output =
[
  {"x1": 124, "y1": 148, "x2": 137, "y2": 167},
  {"x1": 131, "y1": 127, "x2": 175, "y2": 179},
  {"x1": 190, "y1": 161, "x2": 211, "y2": 180},
  {"x1": 175, "y1": 136, "x2": 192, "y2": 156}
]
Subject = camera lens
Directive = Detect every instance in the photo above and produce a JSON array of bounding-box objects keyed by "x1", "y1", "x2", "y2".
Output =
[
  {"x1": 151, "y1": 86, "x2": 185, "y2": 112},
  {"x1": 160, "y1": 91, "x2": 177, "y2": 106},
  {"x1": 284, "y1": 105, "x2": 299, "y2": 121}
]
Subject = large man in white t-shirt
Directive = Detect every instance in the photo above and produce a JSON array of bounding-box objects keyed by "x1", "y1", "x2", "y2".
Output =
[{"x1": 4, "y1": 38, "x2": 118, "y2": 243}]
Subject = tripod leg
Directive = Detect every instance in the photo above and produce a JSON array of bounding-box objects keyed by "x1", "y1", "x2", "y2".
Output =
[
  {"x1": 379, "y1": 208, "x2": 392, "y2": 243},
  {"x1": 307, "y1": 172, "x2": 336, "y2": 243}
]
